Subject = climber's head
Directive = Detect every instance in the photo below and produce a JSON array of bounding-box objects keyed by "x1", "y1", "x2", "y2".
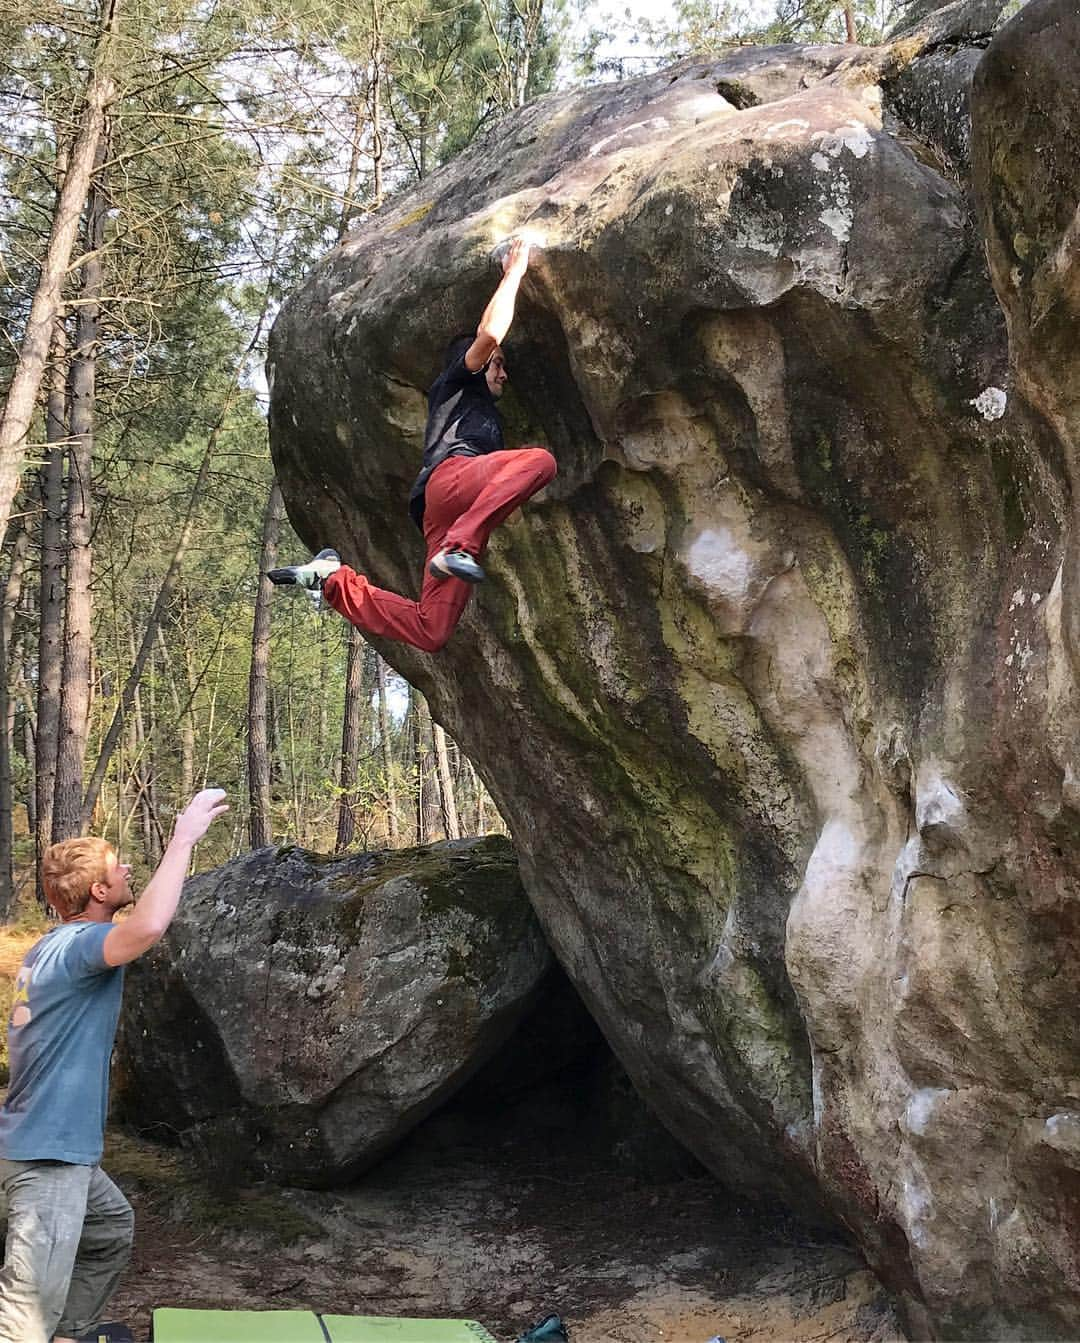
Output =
[
  {"x1": 484, "y1": 347, "x2": 508, "y2": 398},
  {"x1": 444, "y1": 333, "x2": 509, "y2": 399}
]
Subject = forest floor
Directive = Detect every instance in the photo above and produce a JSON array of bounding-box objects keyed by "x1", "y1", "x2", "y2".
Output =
[
  {"x1": 0, "y1": 928, "x2": 907, "y2": 1343},
  {"x1": 101, "y1": 1125, "x2": 906, "y2": 1343}
]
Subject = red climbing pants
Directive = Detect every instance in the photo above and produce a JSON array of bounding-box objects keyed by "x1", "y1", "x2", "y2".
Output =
[{"x1": 322, "y1": 446, "x2": 557, "y2": 653}]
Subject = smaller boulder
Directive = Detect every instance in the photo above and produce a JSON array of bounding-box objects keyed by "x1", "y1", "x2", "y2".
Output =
[{"x1": 116, "y1": 836, "x2": 550, "y2": 1186}]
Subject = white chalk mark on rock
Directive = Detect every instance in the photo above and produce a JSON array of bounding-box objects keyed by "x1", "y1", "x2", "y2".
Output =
[{"x1": 970, "y1": 386, "x2": 1008, "y2": 421}]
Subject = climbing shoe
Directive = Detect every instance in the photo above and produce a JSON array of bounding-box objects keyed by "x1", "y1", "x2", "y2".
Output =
[
  {"x1": 429, "y1": 547, "x2": 485, "y2": 583},
  {"x1": 517, "y1": 1315, "x2": 568, "y2": 1342},
  {"x1": 267, "y1": 547, "x2": 341, "y2": 591}
]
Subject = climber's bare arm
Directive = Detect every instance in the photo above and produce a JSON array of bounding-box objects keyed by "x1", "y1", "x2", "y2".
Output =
[
  {"x1": 103, "y1": 790, "x2": 228, "y2": 967},
  {"x1": 466, "y1": 238, "x2": 530, "y2": 372}
]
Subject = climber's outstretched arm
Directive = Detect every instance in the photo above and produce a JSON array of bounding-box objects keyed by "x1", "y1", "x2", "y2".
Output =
[{"x1": 466, "y1": 238, "x2": 530, "y2": 372}]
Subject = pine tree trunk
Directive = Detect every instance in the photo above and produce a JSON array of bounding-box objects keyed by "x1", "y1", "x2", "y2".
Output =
[
  {"x1": 118, "y1": 657, "x2": 139, "y2": 851},
  {"x1": 317, "y1": 623, "x2": 328, "y2": 777},
  {"x1": 339, "y1": 83, "x2": 369, "y2": 240},
  {"x1": 370, "y1": 1, "x2": 384, "y2": 205},
  {"x1": 377, "y1": 657, "x2": 398, "y2": 845},
  {"x1": 141, "y1": 645, "x2": 162, "y2": 861},
  {"x1": 335, "y1": 626, "x2": 366, "y2": 853},
  {"x1": 843, "y1": 1, "x2": 857, "y2": 42},
  {"x1": 433, "y1": 722, "x2": 460, "y2": 840},
  {"x1": 181, "y1": 630, "x2": 196, "y2": 799},
  {"x1": 53, "y1": 152, "x2": 108, "y2": 841},
  {"x1": 514, "y1": 47, "x2": 531, "y2": 107},
  {"x1": 270, "y1": 683, "x2": 286, "y2": 792},
  {"x1": 36, "y1": 320, "x2": 67, "y2": 877},
  {"x1": 133, "y1": 693, "x2": 154, "y2": 862},
  {"x1": 21, "y1": 694, "x2": 36, "y2": 839},
  {"x1": 125, "y1": 623, "x2": 159, "y2": 864},
  {"x1": 155, "y1": 623, "x2": 196, "y2": 802},
  {"x1": 409, "y1": 687, "x2": 422, "y2": 843},
  {"x1": 0, "y1": 516, "x2": 32, "y2": 914},
  {"x1": 248, "y1": 480, "x2": 283, "y2": 848},
  {"x1": 414, "y1": 694, "x2": 439, "y2": 843},
  {"x1": 474, "y1": 760, "x2": 487, "y2": 835},
  {"x1": 0, "y1": 2, "x2": 119, "y2": 552}
]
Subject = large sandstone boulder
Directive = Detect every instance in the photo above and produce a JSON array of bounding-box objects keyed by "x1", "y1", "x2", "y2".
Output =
[
  {"x1": 117, "y1": 837, "x2": 549, "y2": 1185},
  {"x1": 268, "y1": 3, "x2": 1080, "y2": 1335}
]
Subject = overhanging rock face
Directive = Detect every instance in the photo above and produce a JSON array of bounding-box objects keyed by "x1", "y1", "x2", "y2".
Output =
[{"x1": 268, "y1": 4, "x2": 1080, "y2": 1334}]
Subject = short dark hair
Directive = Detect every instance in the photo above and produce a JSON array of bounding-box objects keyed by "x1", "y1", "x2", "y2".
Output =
[{"x1": 444, "y1": 332, "x2": 475, "y2": 369}]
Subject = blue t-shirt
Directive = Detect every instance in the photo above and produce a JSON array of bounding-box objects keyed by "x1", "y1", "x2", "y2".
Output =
[{"x1": 0, "y1": 922, "x2": 123, "y2": 1164}]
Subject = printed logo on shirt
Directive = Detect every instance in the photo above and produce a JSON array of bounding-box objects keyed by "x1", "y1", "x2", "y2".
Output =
[{"x1": 10, "y1": 964, "x2": 31, "y2": 1028}]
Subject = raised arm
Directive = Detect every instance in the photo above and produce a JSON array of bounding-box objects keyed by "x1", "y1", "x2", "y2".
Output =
[
  {"x1": 465, "y1": 238, "x2": 531, "y2": 372},
  {"x1": 103, "y1": 788, "x2": 229, "y2": 967}
]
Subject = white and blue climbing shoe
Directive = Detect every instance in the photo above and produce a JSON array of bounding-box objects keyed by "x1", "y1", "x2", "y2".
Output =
[
  {"x1": 267, "y1": 547, "x2": 341, "y2": 611},
  {"x1": 268, "y1": 547, "x2": 341, "y2": 591},
  {"x1": 429, "y1": 547, "x2": 485, "y2": 583}
]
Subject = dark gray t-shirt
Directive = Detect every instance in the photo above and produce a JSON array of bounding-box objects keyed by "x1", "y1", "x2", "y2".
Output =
[
  {"x1": 0, "y1": 922, "x2": 123, "y2": 1164},
  {"x1": 408, "y1": 351, "x2": 505, "y2": 530}
]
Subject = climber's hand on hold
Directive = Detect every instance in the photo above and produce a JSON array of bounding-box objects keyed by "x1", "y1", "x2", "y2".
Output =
[
  {"x1": 502, "y1": 236, "x2": 531, "y2": 279},
  {"x1": 470, "y1": 237, "x2": 532, "y2": 370}
]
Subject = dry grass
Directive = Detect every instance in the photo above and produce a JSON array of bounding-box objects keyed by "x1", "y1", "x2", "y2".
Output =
[
  {"x1": 0, "y1": 922, "x2": 48, "y2": 1083},
  {"x1": 0, "y1": 924, "x2": 42, "y2": 978}
]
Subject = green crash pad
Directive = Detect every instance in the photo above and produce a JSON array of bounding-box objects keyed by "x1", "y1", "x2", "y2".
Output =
[
  {"x1": 322, "y1": 1318, "x2": 497, "y2": 1342},
  {"x1": 152, "y1": 1310, "x2": 327, "y2": 1341},
  {"x1": 152, "y1": 1309, "x2": 498, "y2": 1342}
]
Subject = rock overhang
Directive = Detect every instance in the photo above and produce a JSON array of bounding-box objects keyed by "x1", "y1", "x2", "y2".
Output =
[{"x1": 268, "y1": 4, "x2": 1080, "y2": 1336}]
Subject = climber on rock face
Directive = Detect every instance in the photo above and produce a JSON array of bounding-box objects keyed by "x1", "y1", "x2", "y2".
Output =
[{"x1": 268, "y1": 236, "x2": 557, "y2": 653}]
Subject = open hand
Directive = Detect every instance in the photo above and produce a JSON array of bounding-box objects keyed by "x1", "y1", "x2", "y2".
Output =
[
  {"x1": 502, "y1": 236, "x2": 531, "y2": 278},
  {"x1": 173, "y1": 788, "x2": 229, "y2": 846}
]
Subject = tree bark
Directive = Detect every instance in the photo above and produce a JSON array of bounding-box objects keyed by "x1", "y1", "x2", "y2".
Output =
[
  {"x1": 0, "y1": 514, "x2": 32, "y2": 913},
  {"x1": 339, "y1": 81, "x2": 370, "y2": 240},
  {"x1": 335, "y1": 627, "x2": 367, "y2": 853},
  {"x1": 409, "y1": 685, "x2": 422, "y2": 843},
  {"x1": 36, "y1": 320, "x2": 67, "y2": 875},
  {"x1": 156, "y1": 623, "x2": 195, "y2": 801},
  {"x1": 376, "y1": 656, "x2": 398, "y2": 845},
  {"x1": 125, "y1": 623, "x2": 161, "y2": 865},
  {"x1": 370, "y1": 0, "x2": 384, "y2": 205},
  {"x1": 21, "y1": 686, "x2": 36, "y2": 839},
  {"x1": 414, "y1": 693, "x2": 439, "y2": 843},
  {"x1": 473, "y1": 759, "x2": 487, "y2": 835},
  {"x1": 140, "y1": 644, "x2": 163, "y2": 862},
  {"x1": 53, "y1": 150, "x2": 107, "y2": 840},
  {"x1": 433, "y1": 722, "x2": 461, "y2": 840},
  {"x1": 270, "y1": 683, "x2": 286, "y2": 792},
  {"x1": 0, "y1": 1, "x2": 119, "y2": 552},
  {"x1": 843, "y1": 1, "x2": 857, "y2": 42},
  {"x1": 248, "y1": 480, "x2": 283, "y2": 848}
]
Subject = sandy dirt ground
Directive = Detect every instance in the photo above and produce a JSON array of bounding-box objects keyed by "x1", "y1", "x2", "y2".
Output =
[
  {"x1": 0, "y1": 928, "x2": 905, "y2": 1342},
  {"x1": 105, "y1": 1129, "x2": 906, "y2": 1343}
]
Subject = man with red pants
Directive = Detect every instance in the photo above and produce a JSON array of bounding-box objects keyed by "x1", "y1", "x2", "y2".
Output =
[{"x1": 269, "y1": 238, "x2": 557, "y2": 652}]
